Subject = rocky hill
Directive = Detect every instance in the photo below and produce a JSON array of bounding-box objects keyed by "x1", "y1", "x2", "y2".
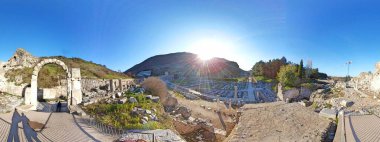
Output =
[
  {"x1": 3, "y1": 48, "x2": 129, "y2": 88},
  {"x1": 125, "y1": 52, "x2": 247, "y2": 78}
]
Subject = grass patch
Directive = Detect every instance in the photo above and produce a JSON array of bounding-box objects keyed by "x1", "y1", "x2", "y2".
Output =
[{"x1": 254, "y1": 76, "x2": 275, "y2": 83}]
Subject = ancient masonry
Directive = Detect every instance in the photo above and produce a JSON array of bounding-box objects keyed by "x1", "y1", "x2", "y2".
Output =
[
  {"x1": 352, "y1": 62, "x2": 380, "y2": 94},
  {"x1": 0, "y1": 48, "x2": 136, "y2": 110},
  {"x1": 25, "y1": 59, "x2": 82, "y2": 110}
]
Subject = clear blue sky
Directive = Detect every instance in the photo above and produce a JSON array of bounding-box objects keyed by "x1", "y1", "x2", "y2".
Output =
[{"x1": 1, "y1": 0, "x2": 380, "y2": 76}]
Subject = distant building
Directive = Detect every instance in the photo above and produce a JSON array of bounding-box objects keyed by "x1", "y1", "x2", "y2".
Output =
[{"x1": 136, "y1": 70, "x2": 152, "y2": 78}]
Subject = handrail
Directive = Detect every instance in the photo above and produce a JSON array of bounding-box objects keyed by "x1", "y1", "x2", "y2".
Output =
[
  {"x1": 339, "y1": 111, "x2": 346, "y2": 142},
  {"x1": 80, "y1": 115, "x2": 168, "y2": 141}
]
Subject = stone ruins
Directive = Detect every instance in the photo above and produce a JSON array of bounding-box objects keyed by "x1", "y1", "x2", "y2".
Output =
[
  {"x1": 0, "y1": 48, "x2": 135, "y2": 111},
  {"x1": 351, "y1": 62, "x2": 380, "y2": 94}
]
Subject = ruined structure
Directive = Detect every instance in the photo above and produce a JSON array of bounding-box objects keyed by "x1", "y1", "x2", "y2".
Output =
[
  {"x1": 25, "y1": 59, "x2": 82, "y2": 110},
  {"x1": 0, "y1": 48, "x2": 136, "y2": 111},
  {"x1": 352, "y1": 62, "x2": 380, "y2": 94}
]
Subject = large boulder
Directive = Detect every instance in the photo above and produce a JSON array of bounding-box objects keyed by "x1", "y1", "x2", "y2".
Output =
[
  {"x1": 283, "y1": 88, "x2": 300, "y2": 102},
  {"x1": 174, "y1": 106, "x2": 192, "y2": 119},
  {"x1": 298, "y1": 88, "x2": 312, "y2": 100}
]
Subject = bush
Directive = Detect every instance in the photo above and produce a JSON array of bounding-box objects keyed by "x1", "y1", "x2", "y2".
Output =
[
  {"x1": 142, "y1": 77, "x2": 168, "y2": 101},
  {"x1": 277, "y1": 65, "x2": 300, "y2": 88}
]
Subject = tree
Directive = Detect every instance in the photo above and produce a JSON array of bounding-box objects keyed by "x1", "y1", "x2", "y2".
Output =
[
  {"x1": 298, "y1": 59, "x2": 304, "y2": 79},
  {"x1": 310, "y1": 68, "x2": 319, "y2": 79},
  {"x1": 280, "y1": 56, "x2": 287, "y2": 64},
  {"x1": 251, "y1": 61, "x2": 265, "y2": 76},
  {"x1": 251, "y1": 58, "x2": 288, "y2": 79},
  {"x1": 277, "y1": 65, "x2": 300, "y2": 87}
]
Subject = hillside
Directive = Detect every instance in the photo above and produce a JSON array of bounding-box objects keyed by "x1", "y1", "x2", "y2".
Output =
[
  {"x1": 125, "y1": 52, "x2": 247, "y2": 78},
  {"x1": 4, "y1": 48, "x2": 129, "y2": 88}
]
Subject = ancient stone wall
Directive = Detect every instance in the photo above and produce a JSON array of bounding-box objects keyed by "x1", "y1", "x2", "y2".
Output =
[{"x1": 81, "y1": 78, "x2": 135, "y2": 93}]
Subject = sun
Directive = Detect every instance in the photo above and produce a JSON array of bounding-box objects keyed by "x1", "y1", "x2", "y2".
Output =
[
  {"x1": 190, "y1": 37, "x2": 233, "y2": 61},
  {"x1": 197, "y1": 52, "x2": 213, "y2": 60}
]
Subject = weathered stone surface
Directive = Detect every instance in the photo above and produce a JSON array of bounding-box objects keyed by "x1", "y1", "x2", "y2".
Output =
[
  {"x1": 0, "y1": 92, "x2": 23, "y2": 113},
  {"x1": 174, "y1": 106, "x2": 192, "y2": 119},
  {"x1": 283, "y1": 88, "x2": 300, "y2": 101},
  {"x1": 340, "y1": 100, "x2": 354, "y2": 107},
  {"x1": 319, "y1": 108, "x2": 337, "y2": 120},
  {"x1": 351, "y1": 62, "x2": 380, "y2": 93},
  {"x1": 118, "y1": 129, "x2": 185, "y2": 142},
  {"x1": 119, "y1": 98, "x2": 127, "y2": 104},
  {"x1": 71, "y1": 68, "x2": 82, "y2": 104},
  {"x1": 6, "y1": 48, "x2": 39, "y2": 68}
]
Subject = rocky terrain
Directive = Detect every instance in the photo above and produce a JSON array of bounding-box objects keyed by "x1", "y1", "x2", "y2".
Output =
[{"x1": 125, "y1": 52, "x2": 247, "y2": 78}]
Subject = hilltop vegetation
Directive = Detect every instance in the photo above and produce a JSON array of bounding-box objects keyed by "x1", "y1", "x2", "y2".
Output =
[
  {"x1": 5, "y1": 56, "x2": 129, "y2": 88},
  {"x1": 251, "y1": 57, "x2": 328, "y2": 89}
]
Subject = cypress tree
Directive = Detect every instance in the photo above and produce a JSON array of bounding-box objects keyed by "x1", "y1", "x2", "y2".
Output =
[{"x1": 298, "y1": 59, "x2": 304, "y2": 79}]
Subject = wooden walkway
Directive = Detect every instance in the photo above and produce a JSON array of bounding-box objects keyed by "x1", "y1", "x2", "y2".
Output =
[{"x1": 335, "y1": 114, "x2": 380, "y2": 142}]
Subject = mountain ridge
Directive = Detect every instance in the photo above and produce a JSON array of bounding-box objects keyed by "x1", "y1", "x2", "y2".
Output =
[{"x1": 125, "y1": 52, "x2": 247, "y2": 78}]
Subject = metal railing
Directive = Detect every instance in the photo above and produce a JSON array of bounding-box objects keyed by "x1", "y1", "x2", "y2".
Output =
[{"x1": 79, "y1": 115, "x2": 157, "y2": 142}]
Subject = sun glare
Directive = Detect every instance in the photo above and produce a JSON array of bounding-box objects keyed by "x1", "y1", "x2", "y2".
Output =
[{"x1": 190, "y1": 37, "x2": 233, "y2": 61}]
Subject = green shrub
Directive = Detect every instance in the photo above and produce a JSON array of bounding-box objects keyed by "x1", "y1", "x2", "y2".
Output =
[
  {"x1": 311, "y1": 102, "x2": 319, "y2": 109},
  {"x1": 277, "y1": 65, "x2": 300, "y2": 88},
  {"x1": 82, "y1": 92, "x2": 171, "y2": 130}
]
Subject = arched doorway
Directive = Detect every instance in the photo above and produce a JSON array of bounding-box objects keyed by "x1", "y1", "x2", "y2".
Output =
[{"x1": 25, "y1": 59, "x2": 82, "y2": 110}]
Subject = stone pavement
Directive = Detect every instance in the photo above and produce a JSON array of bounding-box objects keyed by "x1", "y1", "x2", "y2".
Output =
[{"x1": 246, "y1": 82, "x2": 256, "y2": 102}]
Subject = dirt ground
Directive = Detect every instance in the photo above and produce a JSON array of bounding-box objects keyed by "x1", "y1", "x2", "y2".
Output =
[
  {"x1": 173, "y1": 91, "x2": 236, "y2": 141},
  {"x1": 175, "y1": 93, "x2": 235, "y2": 130},
  {"x1": 226, "y1": 102, "x2": 332, "y2": 142}
]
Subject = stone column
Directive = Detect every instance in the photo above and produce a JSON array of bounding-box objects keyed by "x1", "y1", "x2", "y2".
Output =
[
  {"x1": 26, "y1": 75, "x2": 38, "y2": 110},
  {"x1": 234, "y1": 85, "x2": 238, "y2": 102},
  {"x1": 109, "y1": 79, "x2": 115, "y2": 92},
  {"x1": 71, "y1": 68, "x2": 82, "y2": 105},
  {"x1": 119, "y1": 79, "x2": 123, "y2": 91}
]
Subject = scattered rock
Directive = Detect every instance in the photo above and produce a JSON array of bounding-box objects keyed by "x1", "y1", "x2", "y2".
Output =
[
  {"x1": 340, "y1": 100, "x2": 354, "y2": 107},
  {"x1": 129, "y1": 97, "x2": 138, "y2": 103}
]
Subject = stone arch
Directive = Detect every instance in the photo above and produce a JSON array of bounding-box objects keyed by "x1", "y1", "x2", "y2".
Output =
[{"x1": 25, "y1": 59, "x2": 73, "y2": 110}]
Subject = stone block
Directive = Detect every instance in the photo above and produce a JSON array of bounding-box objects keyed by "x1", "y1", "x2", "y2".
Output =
[
  {"x1": 119, "y1": 98, "x2": 127, "y2": 104},
  {"x1": 340, "y1": 100, "x2": 354, "y2": 107},
  {"x1": 319, "y1": 108, "x2": 337, "y2": 120}
]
